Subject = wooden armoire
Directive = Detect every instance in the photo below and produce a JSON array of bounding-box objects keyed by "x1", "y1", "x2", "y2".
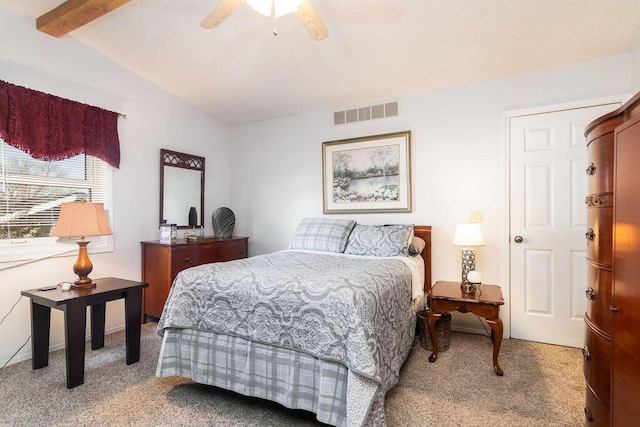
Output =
[{"x1": 583, "y1": 92, "x2": 640, "y2": 426}]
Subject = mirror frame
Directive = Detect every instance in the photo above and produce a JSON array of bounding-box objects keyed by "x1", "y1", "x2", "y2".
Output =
[{"x1": 160, "y1": 148, "x2": 205, "y2": 229}]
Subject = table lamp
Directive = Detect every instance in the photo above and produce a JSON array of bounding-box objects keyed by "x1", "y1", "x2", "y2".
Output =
[
  {"x1": 453, "y1": 223, "x2": 485, "y2": 291},
  {"x1": 50, "y1": 201, "x2": 113, "y2": 288}
]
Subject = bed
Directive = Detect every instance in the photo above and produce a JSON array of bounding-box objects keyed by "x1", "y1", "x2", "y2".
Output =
[{"x1": 156, "y1": 219, "x2": 432, "y2": 426}]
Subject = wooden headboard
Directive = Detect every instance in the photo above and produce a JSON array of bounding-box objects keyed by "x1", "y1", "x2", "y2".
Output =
[{"x1": 413, "y1": 225, "x2": 432, "y2": 293}]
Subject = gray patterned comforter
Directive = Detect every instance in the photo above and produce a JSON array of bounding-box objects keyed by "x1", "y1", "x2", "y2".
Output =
[{"x1": 157, "y1": 249, "x2": 416, "y2": 394}]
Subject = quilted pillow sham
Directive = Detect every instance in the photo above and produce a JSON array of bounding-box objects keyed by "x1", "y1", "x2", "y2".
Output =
[
  {"x1": 343, "y1": 224, "x2": 414, "y2": 257},
  {"x1": 288, "y1": 217, "x2": 357, "y2": 253}
]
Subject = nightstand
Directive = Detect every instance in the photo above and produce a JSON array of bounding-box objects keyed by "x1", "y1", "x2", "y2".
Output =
[{"x1": 427, "y1": 280, "x2": 505, "y2": 375}]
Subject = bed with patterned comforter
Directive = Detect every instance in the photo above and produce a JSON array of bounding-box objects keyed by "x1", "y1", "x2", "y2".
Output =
[{"x1": 156, "y1": 249, "x2": 421, "y2": 426}]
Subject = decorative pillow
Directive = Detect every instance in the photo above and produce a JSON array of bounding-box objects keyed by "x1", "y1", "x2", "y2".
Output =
[
  {"x1": 288, "y1": 218, "x2": 357, "y2": 253},
  {"x1": 408, "y1": 236, "x2": 426, "y2": 256},
  {"x1": 344, "y1": 224, "x2": 414, "y2": 257}
]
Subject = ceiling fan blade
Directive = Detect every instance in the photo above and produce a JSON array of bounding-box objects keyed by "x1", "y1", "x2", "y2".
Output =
[
  {"x1": 200, "y1": 0, "x2": 245, "y2": 29},
  {"x1": 295, "y1": 0, "x2": 328, "y2": 41}
]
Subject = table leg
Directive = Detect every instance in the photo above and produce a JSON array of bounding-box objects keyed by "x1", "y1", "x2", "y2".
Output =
[
  {"x1": 64, "y1": 299, "x2": 87, "y2": 388},
  {"x1": 124, "y1": 287, "x2": 143, "y2": 365},
  {"x1": 30, "y1": 302, "x2": 51, "y2": 369},
  {"x1": 427, "y1": 310, "x2": 441, "y2": 363},
  {"x1": 90, "y1": 303, "x2": 106, "y2": 350},
  {"x1": 486, "y1": 316, "x2": 504, "y2": 376}
]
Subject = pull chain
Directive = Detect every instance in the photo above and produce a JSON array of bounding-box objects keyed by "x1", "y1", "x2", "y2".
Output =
[{"x1": 272, "y1": 0, "x2": 278, "y2": 35}]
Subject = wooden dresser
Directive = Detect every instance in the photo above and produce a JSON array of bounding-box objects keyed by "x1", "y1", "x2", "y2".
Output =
[
  {"x1": 141, "y1": 237, "x2": 248, "y2": 320},
  {"x1": 583, "y1": 92, "x2": 640, "y2": 426}
]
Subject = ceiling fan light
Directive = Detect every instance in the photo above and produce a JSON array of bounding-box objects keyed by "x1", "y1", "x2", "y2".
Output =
[{"x1": 247, "y1": 0, "x2": 304, "y2": 17}]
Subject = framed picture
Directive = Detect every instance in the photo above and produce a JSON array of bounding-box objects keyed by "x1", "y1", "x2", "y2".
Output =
[{"x1": 322, "y1": 131, "x2": 412, "y2": 213}]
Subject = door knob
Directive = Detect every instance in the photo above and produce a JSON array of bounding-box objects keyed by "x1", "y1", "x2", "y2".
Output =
[{"x1": 514, "y1": 236, "x2": 523, "y2": 243}]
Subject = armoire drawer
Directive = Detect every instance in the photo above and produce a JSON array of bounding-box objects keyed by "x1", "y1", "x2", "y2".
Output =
[
  {"x1": 585, "y1": 263, "x2": 612, "y2": 335},
  {"x1": 584, "y1": 383, "x2": 610, "y2": 426},
  {"x1": 586, "y1": 206, "x2": 613, "y2": 266},
  {"x1": 586, "y1": 134, "x2": 614, "y2": 195},
  {"x1": 583, "y1": 324, "x2": 611, "y2": 406}
]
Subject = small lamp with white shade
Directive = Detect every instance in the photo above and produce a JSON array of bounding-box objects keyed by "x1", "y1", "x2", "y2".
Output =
[{"x1": 453, "y1": 223, "x2": 485, "y2": 292}]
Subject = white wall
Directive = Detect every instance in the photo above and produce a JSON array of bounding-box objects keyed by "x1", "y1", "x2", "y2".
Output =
[
  {"x1": 0, "y1": 8, "x2": 231, "y2": 366},
  {"x1": 230, "y1": 53, "x2": 632, "y2": 334}
]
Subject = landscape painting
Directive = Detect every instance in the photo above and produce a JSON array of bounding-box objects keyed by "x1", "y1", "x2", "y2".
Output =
[{"x1": 322, "y1": 131, "x2": 411, "y2": 213}]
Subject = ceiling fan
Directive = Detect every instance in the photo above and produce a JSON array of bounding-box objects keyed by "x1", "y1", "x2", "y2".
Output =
[{"x1": 200, "y1": 0, "x2": 328, "y2": 41}]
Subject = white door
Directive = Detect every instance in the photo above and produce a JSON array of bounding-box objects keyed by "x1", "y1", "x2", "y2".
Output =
[{"x1": 509, "y1": 103, "x2": 620, "y2": 348}]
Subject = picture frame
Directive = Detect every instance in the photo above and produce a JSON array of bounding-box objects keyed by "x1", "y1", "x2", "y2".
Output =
[{"x1": 322, "y1": 131, "x2": 412, "y2": 213}]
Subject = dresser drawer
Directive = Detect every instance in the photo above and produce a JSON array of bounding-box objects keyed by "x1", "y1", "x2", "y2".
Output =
[
  {"x1": 583, "y1": 324, "x2": 611, "y2": 406},
  {"x1": 171, "y1": 241, "x2": 247, "y2": 273},
  {"x1": 584, "y1": 383, "x2": 610, "y2": 426},
  {"x1": 585, "y1": 263, "x2": 612, "y2": 335},
  {"x1": 586, "y1": 133, "x2": 614, "y2": 195},
  {"x1": 586, "y1": 206, "x2": 613, "y2": 266}
]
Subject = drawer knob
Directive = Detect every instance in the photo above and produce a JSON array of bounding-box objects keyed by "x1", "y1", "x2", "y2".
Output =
[
  {"x1": 584, "y1": 406, "x2": 594, "y2": 423},
  {"x1": 586, "y1": 162, "x2": 596, "y2": 176},
  {"x1": 582, "y1": 346, "x2": 591, "y2": 361},
  {"x1": 609, "y1": 305, "x2": 619, "y2": 314},
  {"x1": 185, "y1": 257, "x2": 194, "y2": 264},
  {"x1": 585, "y1": 228, "x2": 595, "y2": 241},
  {"x1": 585, "y1": 287, "x2": 595, "y2": 300}
]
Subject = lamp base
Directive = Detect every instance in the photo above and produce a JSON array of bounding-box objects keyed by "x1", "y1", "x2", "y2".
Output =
[
  {"x1": 460, "y1": 248, "x2": 476, "y2": 285},
  {"x1": 72, "y1": 279, "x2": 96, "y2": 289},
  {"x1": 73, "y1": 239, "x2": 96, "y2": 289}
]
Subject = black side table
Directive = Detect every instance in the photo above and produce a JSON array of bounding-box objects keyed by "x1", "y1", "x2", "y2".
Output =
[{"x1": 21, "y1": 277, "x2": 148, "y2": 388}]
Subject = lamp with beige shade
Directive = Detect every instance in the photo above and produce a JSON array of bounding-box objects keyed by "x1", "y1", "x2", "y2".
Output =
[{"x1": 50, "y1": 201, "x2": 112, "y2": 288}]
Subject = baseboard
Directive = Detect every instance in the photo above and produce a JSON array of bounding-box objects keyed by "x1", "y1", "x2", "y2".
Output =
[{"x1": 7, "y1": 324, "x2": 126, "y2": 367}]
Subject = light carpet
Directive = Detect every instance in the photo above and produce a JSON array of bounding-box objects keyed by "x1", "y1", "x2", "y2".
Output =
[{"x1": 0, "y1": 322, "x2": 584, "y2": 426}]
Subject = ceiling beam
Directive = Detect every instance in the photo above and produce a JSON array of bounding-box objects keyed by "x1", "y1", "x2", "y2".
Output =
[{"x1": 37, "y1": 0, "x2": 132, "y2": 37}]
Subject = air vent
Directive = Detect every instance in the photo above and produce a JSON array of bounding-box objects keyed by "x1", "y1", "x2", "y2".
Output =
[
  {"x1": 371, "y1": 104, "x2": 384, "y2": 120},
  {"x1": 385, "y1": 101, "x2": 398, "y2": 117},
  {"x1": 333, "y1": 101, "x2": 399, "y2": 125},
  {"x1": 345, "y1": 108, "x2": 358, "y2": 124}
]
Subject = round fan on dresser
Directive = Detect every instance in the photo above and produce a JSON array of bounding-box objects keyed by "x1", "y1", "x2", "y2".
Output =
[{"x1": 212, "y1": 207, "x2": 235, "y2": 238}]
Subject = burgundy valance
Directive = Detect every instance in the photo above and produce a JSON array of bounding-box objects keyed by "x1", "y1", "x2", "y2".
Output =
[{"x1": 0, "y1": 80, "x2": 120, "y2": 168}]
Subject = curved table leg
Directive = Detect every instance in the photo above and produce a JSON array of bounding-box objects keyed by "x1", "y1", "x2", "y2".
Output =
[
  {"x1": 427, "y1": 310, "x2": 441, "y2": 363},
  {"x1": 485, "y1": 316, "x2": 504, "y2": 376}
]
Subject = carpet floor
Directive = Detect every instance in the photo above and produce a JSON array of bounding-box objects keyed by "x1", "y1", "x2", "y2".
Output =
[{"x1": 0, "y1": 322, "x2": 584, "y2": 426}]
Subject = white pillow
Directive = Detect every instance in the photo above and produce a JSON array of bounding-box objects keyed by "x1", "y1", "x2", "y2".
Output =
[{"x1": 409, "y1": 236, "x2": 426, "y2": 256}]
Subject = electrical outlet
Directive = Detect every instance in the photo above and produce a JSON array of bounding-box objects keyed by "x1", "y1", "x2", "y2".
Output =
[{"x1": 470, "y1": 210, "x2": 483, "y2": 223}]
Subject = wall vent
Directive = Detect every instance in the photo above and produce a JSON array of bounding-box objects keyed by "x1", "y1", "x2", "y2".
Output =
[{"x1": 333, "y1": 101, "x2": 399, "y2": 125}]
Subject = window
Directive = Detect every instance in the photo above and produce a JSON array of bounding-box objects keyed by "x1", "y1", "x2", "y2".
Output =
[{"x1": 0, "y1": 139, "x2": 113, "y2": 263}]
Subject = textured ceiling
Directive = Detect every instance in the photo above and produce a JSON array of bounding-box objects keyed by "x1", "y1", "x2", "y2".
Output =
[{"x1": 2, "y1": 0, "x2": 640, "y2": 125}]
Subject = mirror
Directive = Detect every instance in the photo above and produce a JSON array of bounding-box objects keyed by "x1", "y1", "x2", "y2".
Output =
[{"x1": 160, "y1": 149, "x2": 205, "y2": 229}]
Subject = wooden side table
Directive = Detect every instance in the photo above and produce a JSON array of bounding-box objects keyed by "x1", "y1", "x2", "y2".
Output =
[
  {"x1": 427, "y1": 280, "x2": 505, "y2": 375},
  {"x1": 21, "y1": 277, "x2": 148, "y2": 388}
]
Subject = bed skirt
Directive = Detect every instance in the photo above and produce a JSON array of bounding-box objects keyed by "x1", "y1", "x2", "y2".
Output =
[{"x1": 156, "y1": 328, "x2": 386, "y2": 426}]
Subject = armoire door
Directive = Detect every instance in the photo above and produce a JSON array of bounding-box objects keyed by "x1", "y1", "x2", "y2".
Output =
[{"x1": 611, "y1": 114, "x2": 640, "y2": 425}]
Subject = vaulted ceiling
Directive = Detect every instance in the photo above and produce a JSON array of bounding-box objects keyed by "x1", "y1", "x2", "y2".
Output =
[{"x1": 2, "y1": 0, "x2": 640, "y2": 125}]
